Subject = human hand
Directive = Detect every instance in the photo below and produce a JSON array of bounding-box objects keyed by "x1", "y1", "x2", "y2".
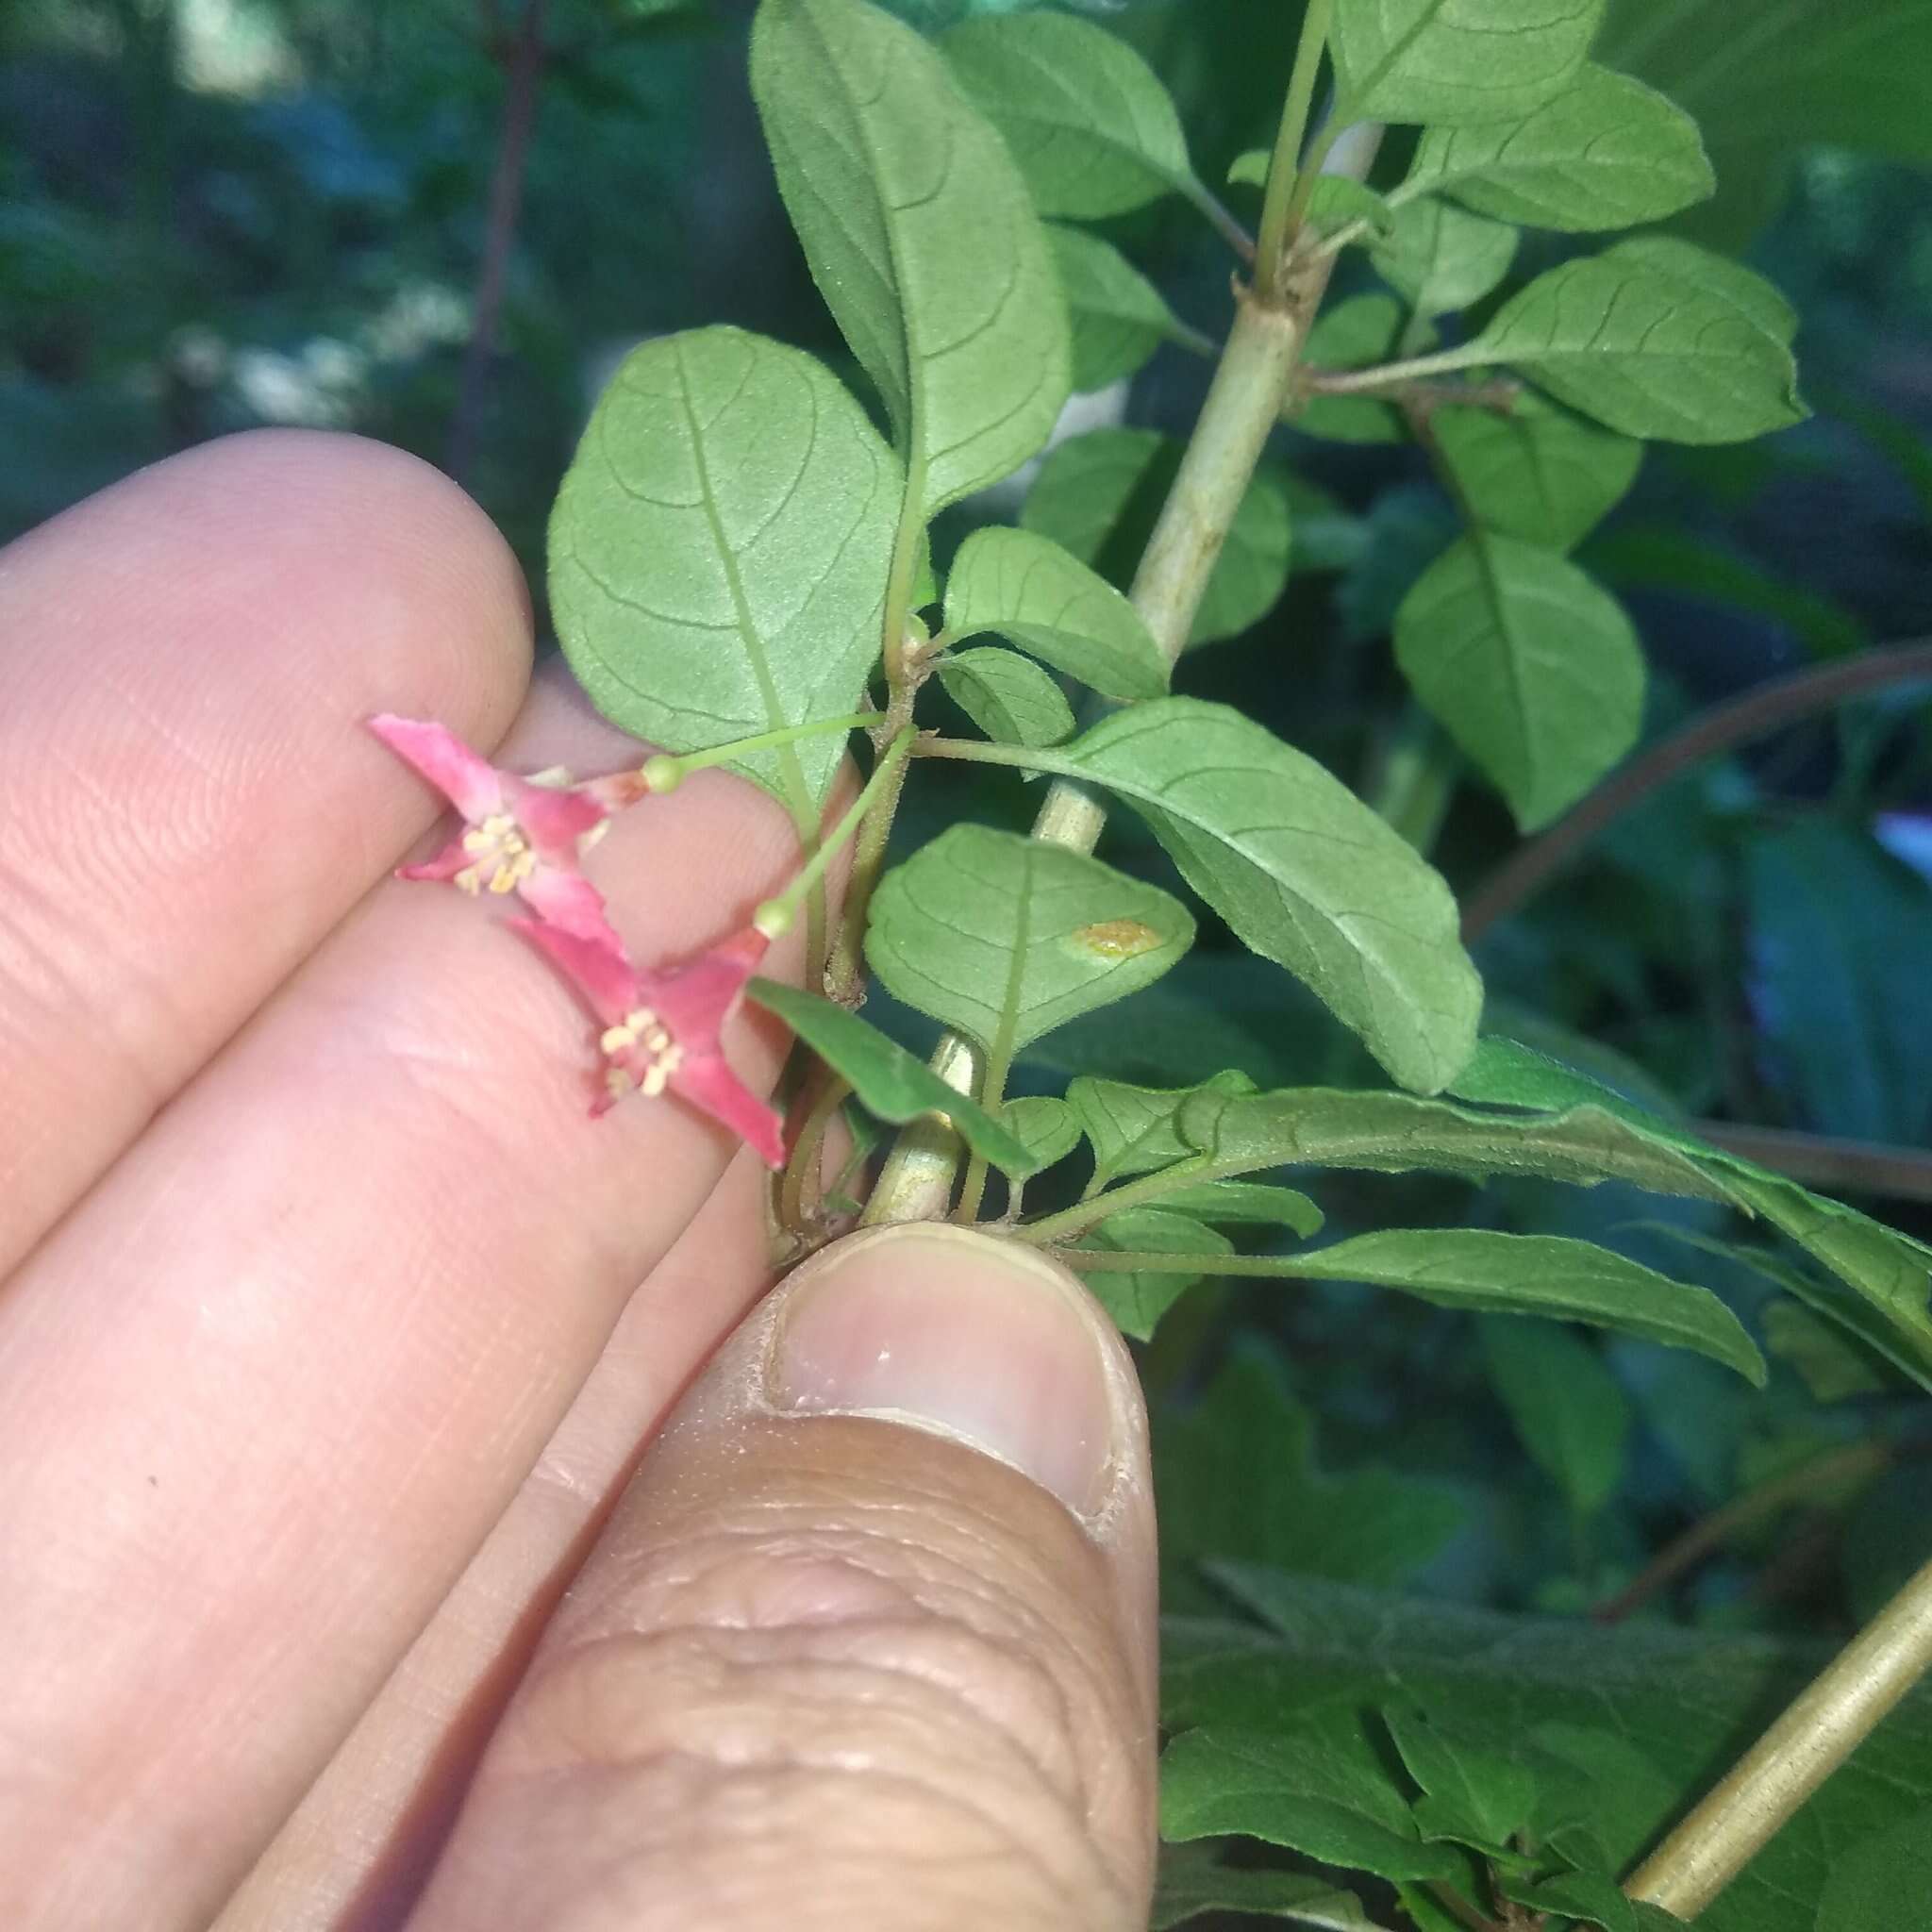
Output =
[{"x1": 0, "y1": 432, "x2": 1158, "y2": 1931}]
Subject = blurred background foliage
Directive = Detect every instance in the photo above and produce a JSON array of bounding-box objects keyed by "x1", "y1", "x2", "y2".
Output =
[{"x1": 7, "y1": 0, "x2": 1930, "y2": 1643}]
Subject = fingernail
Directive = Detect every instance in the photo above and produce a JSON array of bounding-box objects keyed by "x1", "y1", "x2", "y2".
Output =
[{"x1": 764, "y1": 1225, "x2": 1139, "y2": 1524}]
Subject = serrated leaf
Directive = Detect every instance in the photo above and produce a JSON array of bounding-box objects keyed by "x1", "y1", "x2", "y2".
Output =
[
  {"x1": 943, "y1": 524, "x2": 1170, "y2": 698},
  {"x1": 751, "y1": 0, "x2": 1069, "y2": 515},
  {"x1": 1372, "y1": 199, "x2": 1519, "y2": 318},
  {"x1": 1047, "y1": 224, "x2": 1180, "y2": 392},
  {"x1": 941, "y1": 9, "x2": 1193, "y2": 218},
  {"x1": 1078, "y1": 1207, "x2": 1231, "y2": 1339},
  {"x1": 1393, "y1": 529, "x2": 1644, "y2": 830},
  {"x1": 1431, "y1": 392, "x2": 1641, "y2": 550},
  {"x1": 937, "y1": 647, "x2": 1075, "y2": 747},
  {"x1": 550, "y1": 326, "x2": 897, "y2": 808},
  {"x1": 1157, "y1": 1342, "x2": 1465, "y2": 1593},
  {"x1": 1400, "y1": 64, "x2": 1713, "y2": 230},
  {"x1": 1021, "y1": 428, "x2": 1294, "y2": 645},
  {"x1": 1163, "y1": 1712, "x2": 1462, "y2": 1882},
  {"x1": 1035, "y1": 698, "x2": 1482, "y2": 1093},
  {"x1": 1271, "y1": 1229, "x2": 1767, "y2": 1380},
  {"x1": 1157, "y1": 1181, "x2": 1325, "y2": 1236},
  {"x1": 996, "y1": 1094, "x2": 1081, "y2": 1174},
  {"x1": 1153, "y1": 1844, "x2": 1393, "y2": 1932},
  {"x1": 1298, "y1": 293, "x2": 1416, "y2": 445},
  {"x1": 744, "y1": 977, "x2": 1039, "y2": 1174},
  {"x1": 1068, "y1": 1068, "x2": 1256, "y2": 1191},
  {"x1": 1330, "y1": 0, "x2": 1606, "y2": 126},
  {"x1": 1467, "y1": 246, "x2": 1806, "y2": 443},
  {"x1": 1480, "y1": 1318, "x2": 1630, "y2": 1515},
  {"x1": 1384, "y1": 1707, "x2": 1538, "y2": 1850},
  {"x1": 866, "y1": 824, "x2": 1193, "y2": 1066},
  {"x1": 1167, "y1": 1575, "x2": 1932, "y2": 1932}
]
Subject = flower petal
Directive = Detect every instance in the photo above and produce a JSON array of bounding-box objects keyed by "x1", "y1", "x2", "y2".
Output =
[
  {"x1": 519, "y1": 869, "x2": 623, "y2": 948},
  {"x1": 512, "y1": 920, "x2": 641, "y2": 1026},
  {"x1": 669, "y1": 1056, "x2": 787, "y2": 1169},
  {"x1": 368, "y1": 714, "x2": 505, "y2": 823},
  {"x1": 395, "y1": 837, "x2": 475, "y2": 886},
  {"x1": 502, "y1": 773, "x2": 609, "y2": 858}
]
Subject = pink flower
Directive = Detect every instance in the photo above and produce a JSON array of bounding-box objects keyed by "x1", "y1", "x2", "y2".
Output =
[
  {"x1": 514, "y1": 920, "x2": 787, "y2": 1170},
  {"x1": 369, "y1": 715, "x2": 646, "y2": 944}
]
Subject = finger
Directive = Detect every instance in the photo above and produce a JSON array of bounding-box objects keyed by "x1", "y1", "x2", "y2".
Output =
[
  {"x1": 215, "y1": 1151, "x2": 777, "y2": 1932},
  {"x1": 0, "y1": 671, "x2": 820, "y2": 1932},
  {"x1": 408, "y1": 1226, "x2": 1158, "y2": 1932},
  {"x1": 0, "y1": 430, "x2": 532, "y2": 1277}
]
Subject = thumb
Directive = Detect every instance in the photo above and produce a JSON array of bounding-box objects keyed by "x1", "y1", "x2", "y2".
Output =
[{"x1": 408, "y1": 1224, "x2": 1159, "y2": 1932}]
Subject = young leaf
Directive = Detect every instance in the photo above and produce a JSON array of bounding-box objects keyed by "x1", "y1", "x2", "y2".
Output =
[
  {"x1": 936, "y1": 647, "x2": 1075, "y2": 748},
  {"x1": 750, "y1": 0, "x2": 1069, "y2": 515},
  {"x1": 1383, "y1": 1707, "x2": 1538, "y2": 1850},
  {"x1": 743, "y1": 977, "x2": 1039, "y2": 1174},
  {"x1": 865, "y1": 824, "x2": 1194, "y2": 1066},
  {"x1": 1393, "y1": 529, "x2": 1644, "y2": 831},
  {"x1": 943, "y1": 525, "x2": 1170, "y2": 699},
  {"x1": 1068, "y1": 1068, "x2": 1256, "y2": 1191},
  {"x1": 1371, "y1": 199, "x2": 1519, "y2": 318},
  {"x1": 1469, "y1": 248, "x2": 1806, "y2": 443},
  {"x1": 996, "y1": 1094, "x2": 1082, "y2": 1174},
  {"x1": 1048, "y1": 225, "x2": 1184, "y2": 392},
  {"x1": 1480, "y1": 1318, "x2": 1631, "y2": 1517},
  {"x1": 1297, "y1": 293, "x2": 1417, "y2": 445},
  {"x1": 1156, "y1": 1182, "x2": 1324, "y2": 1237},
  {"x1": 1400, "y1": 65, "x2": 1714, "y2": 230},
  {"x1": 1328, "y1": 0, "x2": 1605, "y2": 125},
  {"x1": 941, "y1": 10, "x2": 1195, "y2": 219},
  {"x1": 1041, "y1": 698, "x2": 1483, "y2": 1093},
  {"x1": 1430, "y1": 392, "x2": 1642, "y2": 551},
  {"x1": 1502, "y1": 1869, "x2": 1640, "y2": 1932},
  {"x1": 1153, "y1": 1844, "x2": 1393, "y2": 1932},
  {"x1": 550, "y1": 326, "x2": 897, "y2": 809},
  {"x1": 1078, "y1": 1207, "x2": 1231, "y2": 1340},
  {"x1": 1161, "y1": 1717, "x2": 1463, "y2": 1881},
  {"x1": 1021, "y1": 428, "x2": 1294, "y2": 646},
  {"x1": 1239, "y1": 1229, "x2": 1766, "y2": 1382},
  {"x1": 1229, "y1": 163, "x2": 1394, "y2": 240}
]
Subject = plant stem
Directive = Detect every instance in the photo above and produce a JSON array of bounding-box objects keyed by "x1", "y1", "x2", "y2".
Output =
[
  {"x1": 953, "y1": 1046, "x2": 1011, "y2": 1225},
  {"x1": 643, "y1": 714, "x2": 874, "y2": 791},
  {"x1": 1688, "y1": 1123, "x2": 1932, "y2": 1207},
  {"x1": 1308, "y1": 343, "x2": 1484, "y2": 395},
  {"x1": 1624, "y1": 1550, "x2": 1932, "y2": 1919},
  {"x1": 1179, "y1": 176, "x2": 1258, "y2": 265},
  {"x1": 1254, "y1": 0, "x2": 1334, "y2": 296},
  {"x1": 1369, "y1": 703, "x2": 1459, "y2": 854},
  {"x1": 1016, "y1": 1157, "x2": 1217, "y2": 1246},
  {"x1": 756, "y1": 730, "x2": 914, "y2": 940},
  {"x1": 778, "y1": 1063, "x2": 853, "y2": 1235},
  {"x1": 1591, "y1": 1439, "x2": 1893, "y2": 1626}
]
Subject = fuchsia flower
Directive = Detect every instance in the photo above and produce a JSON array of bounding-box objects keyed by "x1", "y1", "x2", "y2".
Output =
[
  {"x1": 369, "y1": 714, "x2": 646, "y2": 944},
  {"x1": 513, "y1": 919, "x2": 787, "y2": 1170}
]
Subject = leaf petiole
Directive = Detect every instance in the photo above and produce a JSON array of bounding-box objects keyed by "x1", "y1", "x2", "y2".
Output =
[
  {"x1": 755, "y1": 728, "x2": 915, "y2": 941},
  {"x1": 641, "y1": 713, "x2": 876, "y2": 792}
]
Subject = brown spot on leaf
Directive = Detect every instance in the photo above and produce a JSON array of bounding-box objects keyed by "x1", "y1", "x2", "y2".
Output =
[{"x1": 1073, "y1": 918, "x2": 1164, "y2": 959}]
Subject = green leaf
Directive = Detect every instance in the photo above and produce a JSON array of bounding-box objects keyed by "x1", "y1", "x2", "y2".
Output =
[
  {"x1": 1068, "y1": 1068, "x2": 1257, "y2": 1191},
  {"x1": 1157, "y1": 1342, "x2": 1466, "y2": 1592},
  {"x1": 996, "y1": 1094, "x2": 1082, "y2": 1174},
  {"x1": 1606, "y1": 234, "x2": 1798, "y2": 346},
  {"x1": 1162, "y1": 1712, "x2": 1463, "y2": 1881},
  {"x1": 1329, "y1": 0, "x2": 1605, "y2": 125},
  {"x1": 1021, "y1": 428, "x2": 1294, "y2": 645},
  {"x1": 1480, "y1": 1318, "x2": 1631, "y2": 1516},
  {"x1": 1400, "y1": 64, "x2": 1713, "y2": 230},
  {"x1": 1502, "y1": 1869, "x2": 1639, "y2": 1932},
  {"x1": 1166, "y1": 1574, "x2": 1932, "y2": 1932},
  {"x1": 1762, "y1": 1301, "x2": 1886, "y2": 1404},
  {"x1": 1297, "y1": 293, "x2": 1415, "y2": 445},
  {"x1": 1156, "y1": 1182, "x2": 1325, "y2": 1237},
  {"x1": 1039, "y1": 698, "x2": 1483, "y2": 1093},
  {"x1": 1279, "y1": 1229, "x2": 1766, "y2": 1381},
  {"x1": 1432, "y1": 393, "x2": 1642, "y2": 551},
  {"x1": 941, "y1": 9, "x2": 1195, "y2": 218},
  {"x1": 1468, "y1": 246, "x2": 1806, "y2": 443},
  {"x1": 1078, "y1": 1207, "x2": 1232, "y2": 1339},
  {"x1": 1818, "y1": 1810, "x2": 1932, "y2": 1932},
  {"x1": 1371, "y1": 198, "x2": 1520, "y2": 318},
  {"x1": 936, "y1": 647, "x2": 1075, "y2": 747},
  {"x1": 1393, "y1": 530, "x2": 1645, "y2": 831},
  {"x1": 865, "y1": 824, "x2": 1194, "y2": 1064},
  {"x1": 1152, "y1": 1844, "x2": 1393, "y2": 1931},
  {"x1": 1047, "y1": 224, "x2": 1182, "y2": 392},
  {"x1": 1383, "y1": 1707, "x2": 1537, "y2": 1850},
  {"x1": 750, "y1": 0, "x2": 1069, "y2": 516},
  {"x1": 550, "y1": 326, "x2": 898, "y2": 809},
  {"x1": 743, "y1": 977, "x2": 1040, "y2": 1174},
  {"x1": 943, "y1": 525, "x2": 1170, "y2": 699},
  {"x1": 1306, "y1": 175, "x2": 1398, "y2": 239}
]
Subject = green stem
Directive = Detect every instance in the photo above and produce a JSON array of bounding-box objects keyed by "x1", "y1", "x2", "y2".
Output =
[
  {"x1": 880, "y1": 459, "x2": 930, "y2": 689},
  {"x1": 1624, "y1": 1549, "x2": 1932, "y2": 1920},
  {"x1": 1275, "y1": 118, "x2": 1345, "y2": 259},
  {"x1": 1369, "y1": 702, "x2": 1459, "y2": 855},
  {"x1": 1254, "y1": 0, "x2": 1334, "y2": 296},
  {"x1": 1179, "y1": 175, "x2": 1257, "y2": 264},
  {"x1": 778, "y1": 1063, "x2": 853, "y2": 1235},
  {"x1": 1054, "y1": 1248, "x2": 1327, "y2": 1278},
  {"x1": 642, "y1": 714, "x2": 874, "y2": 791},
  {"x1": 756, "y1": 730, "x2": 914, "y2": 941},
  {"x1": 953, "y1": 1046, "x2": 1011, "y2": 1225},
  {"x1": 1017, "y1": 1157, "x2": 1217, "y2": 1246},
  {"x1": 1309, "y1": 342, "x2": 1485, "y2": 394},
  {"x1": 824, "y1": 692, "x2": 920, "y2": 1006}
]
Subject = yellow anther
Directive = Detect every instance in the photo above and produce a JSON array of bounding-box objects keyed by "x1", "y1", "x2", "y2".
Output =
[{"x1": 600, "y1": 1007, "x2": 681, "y2": 1103}]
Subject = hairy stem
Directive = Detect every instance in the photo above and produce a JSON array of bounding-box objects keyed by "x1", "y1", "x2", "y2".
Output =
[{"x1": 1624, "y1": 1550, "x2": 1932, "y2": 1918}]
